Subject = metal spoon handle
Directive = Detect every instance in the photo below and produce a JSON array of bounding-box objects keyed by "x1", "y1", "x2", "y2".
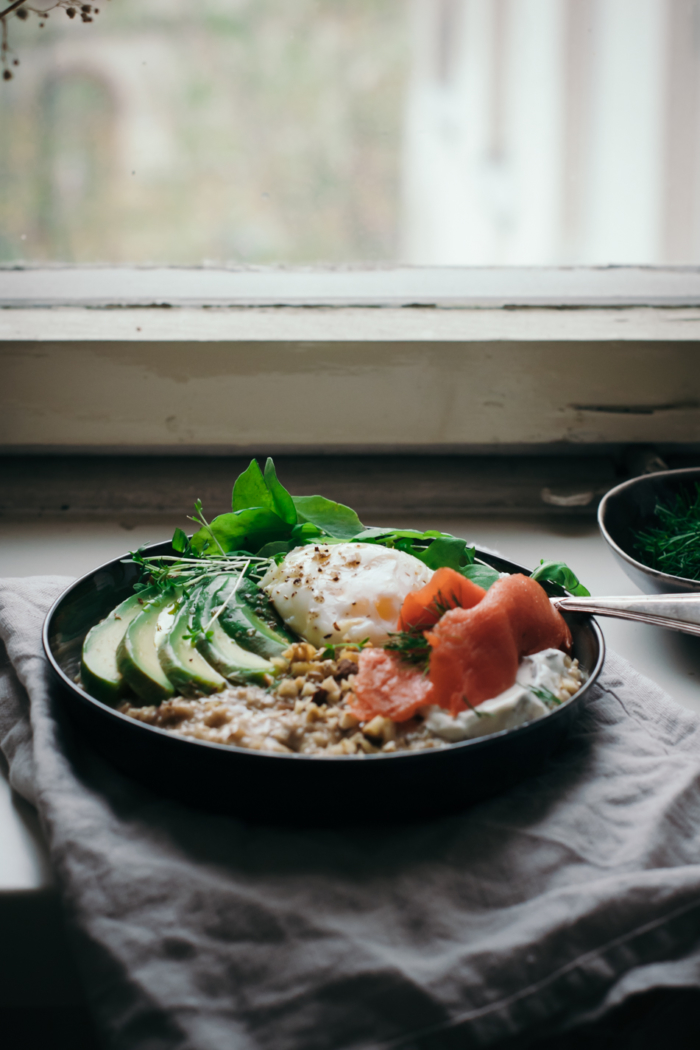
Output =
[{"x1": 552, "y1": 594, "x2": 700, "y2": 638}]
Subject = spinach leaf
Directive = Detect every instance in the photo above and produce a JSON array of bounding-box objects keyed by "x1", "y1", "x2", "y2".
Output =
[
  {"x1": 353, "y1": 527, "x2": 445, "y2": 543},
  {"x1": 232, "y1": 459, "x2": 272, "y2": 514},
  {"x1": 171, "y1": 527, "x2": 189, "y2": 554},
  {"x1": 264, "y1": 458, "x2": 297, "y2": 525},
  {"x1": 230, "y1": 458, "x2": 296, "y2": 524},
  {"x1": 190, "y1": 507, "x2": 291, "y2": 555},
  {"x1": 355, "y1": 528, "x2": 477, "y2": 576},
  {"x1": 256, "y1": 540, "x2": 293, "y2": 557},
  {"x1": 530, "y1": 560, "x2": 590, "y2": 597},
  {"x1": 290, "y1": 521, "x2": 326, "y2": 544},
  {"x1": 419, "y1": 536, "x2": 476, "y2": 572},
  {"x1": 293, "y1": 495, "x2": 364, "y2": 539},
  {"x1": 461, "y1": 563, "x2": 502, "y2": 589}
]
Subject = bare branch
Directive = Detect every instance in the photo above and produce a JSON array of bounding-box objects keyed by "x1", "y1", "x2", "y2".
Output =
[
  {"x1": 2, "y1": 0, "x2": 103, "y2": 79},
  {"x1": 0, "y1": 1, "x2": 29, "y2": 21}
]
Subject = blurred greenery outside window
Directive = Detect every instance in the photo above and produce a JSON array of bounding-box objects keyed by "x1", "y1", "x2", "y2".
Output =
[{"x1": 1, "y1": 0, "x2": 407, "y2": 265}]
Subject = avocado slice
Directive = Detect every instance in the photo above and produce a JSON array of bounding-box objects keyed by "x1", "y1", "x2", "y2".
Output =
[
  {"x1": 81, "y1": 586, "x2": 158, "y2": 703},
  {"x1": 117, "y1": 589, "x2": 180, "y2": 704},
  {"x1": 158, "y1": 592, "x2": 227, "y2": 698},
  {"x1": 216, "y1": 575, "x2": 295, "y2": 659},
  {"x1": 192, "y1": 578, "x2": 275, "y2": 684}
]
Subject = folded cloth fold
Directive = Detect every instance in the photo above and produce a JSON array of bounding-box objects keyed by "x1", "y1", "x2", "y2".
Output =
[{"x1": 2, "y1": 574, "x2": 700, "y2": 1050}]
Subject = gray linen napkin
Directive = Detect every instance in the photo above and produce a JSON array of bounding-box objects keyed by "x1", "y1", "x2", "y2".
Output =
[{"x1": 2, "y1": 574, "x2": 700, "y2": 1050}]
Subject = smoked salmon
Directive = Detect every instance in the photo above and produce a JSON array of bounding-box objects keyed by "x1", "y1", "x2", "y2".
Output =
[
  {"x1": 352, "y1": 572, "x2": 572, "y2": 722},
  {"x1": 483, "y1": 573, "x2": 572, "y2": 656},
  {"x1": 350, "y1": 648, "x2": 434, "y2": 722},
  {"x1": 398, "y1": 566, "x2": 486, "y2": 631},
  {"x1": 426, "y1": 574, "x2": 571, "y2": 712},
  {"x1": 426, "y1": 602, "x2": 519, "y2": 713}
]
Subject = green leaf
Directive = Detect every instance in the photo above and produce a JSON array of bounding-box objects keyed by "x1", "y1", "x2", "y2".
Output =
[
  {"x1": 230, "y1": 458, "x2": 297, "y2": 526},
  {"x1": 354, "y1": 527, "x2": 445, "y2": 544},
  {"x1": 418, "y1": 536, "x2": 476, "y2": 572},
  {"x1": 354, "y1": 528, "x2": 477, "y2": 575},
  {"x1": 171, "y1": 527, "x2": 189, "y2": 553},
  {"x1": 460, "y1": 563, "x2": 502, "y2": 589},
  {"x1": 292, "y1": 495, "x2": 364, "y2": 539},
  {"x1": 264, "y1": 458, "x2": 297, "y2": 525},
  {"x1": 232, "y1": 459, "x2": 272, "y2": 514},
  {"x1": 190, "y1": 507, "x2": 292, "y2": 556},
  {"x1": 320, "y1": 637, "x2": 371, "y2": 659},
  {"x1": 290, "y1": 521, "x2": 326, "y2": 544},
  {"x1": 256, "y1": 540, "x2": 293, "y2": 557},
  {"x1": 530, "y1": 560, "x2": 590, "y2": 597}
]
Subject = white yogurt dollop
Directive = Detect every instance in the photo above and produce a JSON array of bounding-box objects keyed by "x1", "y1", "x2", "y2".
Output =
[
  {"x1": 260, "y1": 542, "x2": 433, "y2": 648},
  {"x1": 424, "y1": 648, "x2": 579, "y2": 743}
]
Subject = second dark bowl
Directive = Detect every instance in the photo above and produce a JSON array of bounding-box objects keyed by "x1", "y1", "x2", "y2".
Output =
[{"x1": 598, "y1": 467, "x2": 700, "y2": 595}]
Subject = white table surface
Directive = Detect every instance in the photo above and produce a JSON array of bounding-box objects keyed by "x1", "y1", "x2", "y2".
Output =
[{"x1": 2, "y1": 511, "x2": 699, "y2": 897}]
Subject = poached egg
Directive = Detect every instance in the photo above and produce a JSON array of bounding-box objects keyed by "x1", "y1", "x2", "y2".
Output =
[{"x1": 260, "y1": 542, "x2": 433, "y2": 647}]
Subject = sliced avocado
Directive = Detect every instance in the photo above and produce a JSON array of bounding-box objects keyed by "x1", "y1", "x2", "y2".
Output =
[
  {"x1": 81, "y1": 585, "x2": 158, "y2": 703},
  {"x1": 117, "y1": 589, "x2": 180, "y2": 704},
  {"x1": 158, "y1": 593, "x2": 227, "y2": 698},
  {"x1": 216, "y1": 575, "x2": 295, "y2": 659},
  {"x1": 192, "y1": 578, "x2": 275, "y2": 684}
]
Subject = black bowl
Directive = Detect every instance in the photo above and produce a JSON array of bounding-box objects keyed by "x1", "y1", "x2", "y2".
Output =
[
  {"x1": 598, "y1": 467, "x2": 700, "y2": 595},
  {"x1": 43, "y1": 542, "x2": 605, "y2": 825}
]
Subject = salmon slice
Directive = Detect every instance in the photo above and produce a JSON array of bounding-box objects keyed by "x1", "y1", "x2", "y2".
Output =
[
  {"x1": 398, "y1": 566, "x2": 486, "y2": 631},
  {"x1": 484, "y1": 574, "x2": 572, "y2": 655},
  {"x1": 351, "y1": 572, "x2": 572, "y2": 723},
  {"x1": 426, "y1": 574, "x2": 572, "y2": 713},
  {"x1": 350, "y1": 648, "x2": 434, "y2": 722},
  {"x1": 426, "y1": 603, "x2": 519, "y2": 713}
]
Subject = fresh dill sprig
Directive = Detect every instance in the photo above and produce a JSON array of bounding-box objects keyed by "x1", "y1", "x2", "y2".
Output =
[
  {"x1": 384, "y1": 629, "x2": 431, "y2": 670},
  {"x1": 531, "y1": 686, "x2": 561, "y2": 708},
  {"x1": 632, "y1": 483, "x2": 700, "y2": 581},
  {"x1": 383, "y1": 589, "x2": 464, "y2": 670},
  {"x1": 461, "y1": 695, "x2": 492, "y2": 718}
]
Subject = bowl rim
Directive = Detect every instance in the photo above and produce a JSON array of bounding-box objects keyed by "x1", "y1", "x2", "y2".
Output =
[
  {"x1": 597, "y1": 466, "x2": 700, "y2": 588},
  {"x1": 42, "y1": 541, "x2": 606, "y2": 765}
]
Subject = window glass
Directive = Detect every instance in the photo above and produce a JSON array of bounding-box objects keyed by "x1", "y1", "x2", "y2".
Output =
[{"x1": 2, "y1": 0, "x2": 699, "y2": 266}]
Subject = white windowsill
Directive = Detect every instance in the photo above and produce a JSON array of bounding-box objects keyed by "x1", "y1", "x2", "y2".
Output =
[
  {"x1": 2, "y1": 266, "x2": 699, "y2": 451},
  {"x1": 3, "y1": 264, "x2": 700, "y2": 307},
  {"x1": 3, "y1": 305, "x2": 700, "y2": 342}
]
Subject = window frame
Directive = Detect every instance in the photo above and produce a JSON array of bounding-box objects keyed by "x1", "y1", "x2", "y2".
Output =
[{"x1": 1, "y1": 265, "x2": 699, "y2": 455}]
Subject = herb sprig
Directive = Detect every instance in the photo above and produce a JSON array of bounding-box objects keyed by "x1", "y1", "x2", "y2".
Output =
[
  {"x1": 384, "y1": 629, "x2": 432, "y2": 670},
  {"x1": 319, "y1": 638, "x2": 371, "y2": 660},
  {"x1": 632, "y1": 483, "x2": 700, "y2": 581},
  {"x1": 531, "y1": 686, "x2": 561, "y2": 708},
  {"x1": 124, "y1": 548, "x2": 271, "y2": 595}
]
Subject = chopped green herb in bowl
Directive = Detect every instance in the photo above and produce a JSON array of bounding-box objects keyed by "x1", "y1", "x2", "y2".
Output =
[
  {"x1": 598, "y1": 466, "x2": 700, "y2": 595},
  {"x1": 632, "y1": 483, "x2": 700, "y2": 582}
]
